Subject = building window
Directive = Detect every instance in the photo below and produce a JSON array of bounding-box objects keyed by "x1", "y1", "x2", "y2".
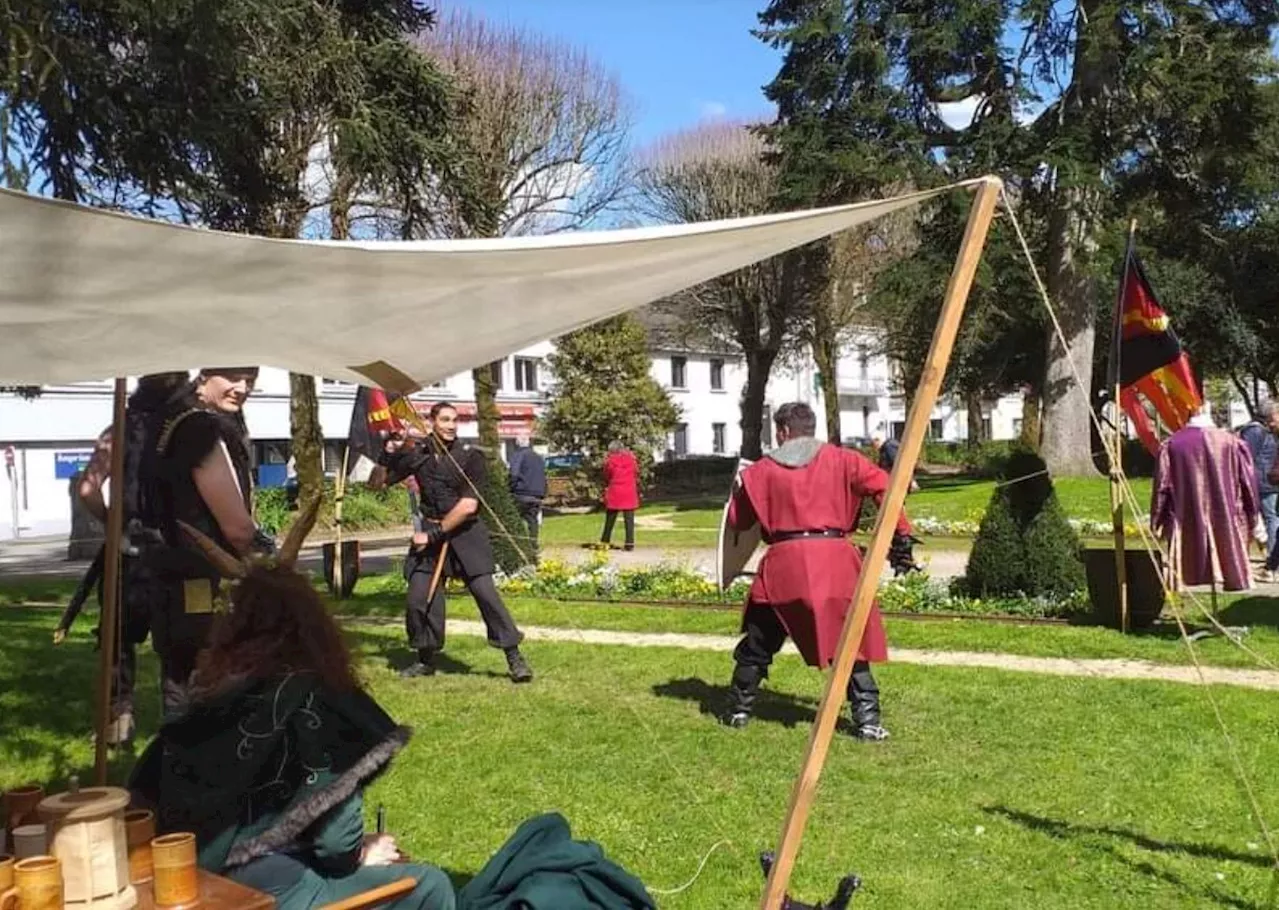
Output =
[
  {"x1": 712, "y1": 423, "x2": 726, "y2": 454},
  {"x1": 670, "y1": 356, "x2": 687, "y2": 389},
  {"x1": 929, "y1": 418, "x2": 944, "y2": 440},
  {"x1": 857, "y1": 350, "x2": 870, "y2": 380},
  {"x1": 1012, "y1": 417, "x2": 1024, "y2": 437},
  {"x1": 489, "y1": 360, "x2": 504, "y2": 391},
  {"x1": 673, "y1": 423, "x2": 689, "y2": 457},
  {"x1": 981, "y1": 417, "x2": 992, "y2": 440},
  {"x1": 514, "y1": 357, "x2": 538, "y2": 392},
  {"x1": 710, "y1": 358, "x2": 724, "y2": 391}
]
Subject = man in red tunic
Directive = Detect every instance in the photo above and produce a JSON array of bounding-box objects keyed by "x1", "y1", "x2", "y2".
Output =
[{"x1": 724, "y1": 402, "x2": 915, "y2": 741}]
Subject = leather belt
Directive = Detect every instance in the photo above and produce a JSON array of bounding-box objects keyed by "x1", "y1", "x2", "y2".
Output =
[{"x1": 766, "y1": 529, "x2": 847, "y2": 544}]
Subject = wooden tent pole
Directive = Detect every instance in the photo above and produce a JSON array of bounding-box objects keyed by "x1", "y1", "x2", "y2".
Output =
[
  {"x1": 760, "y1": 177, "x2": 1002, "y2": 910},
  {"x1": 93, "y1": 377, "x2": 128, "y2": 785}
]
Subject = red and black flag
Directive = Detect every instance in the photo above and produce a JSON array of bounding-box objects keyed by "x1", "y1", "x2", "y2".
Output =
[
  {"x1": 346, "y1": 387, "x2": 406, "y2": 481},
  {"x1": 1109, "y1": 241, "x2": 1202, "y2": 454}
]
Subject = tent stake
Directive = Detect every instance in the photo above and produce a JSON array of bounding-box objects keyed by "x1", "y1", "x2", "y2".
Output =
[
  {"x1": 93, "y1": 377, "x2": 127, "y2": 785},
  {"x1": 759, "y1": 177, "x2": 1002, "y2": 910}
]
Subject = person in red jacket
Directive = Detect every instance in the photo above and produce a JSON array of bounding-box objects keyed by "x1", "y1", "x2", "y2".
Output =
[
  {"x1": 600, "y1": 441, "x2": 640, "y2": 551},
  {"x1": 723, "y1": 402, "x2": 916, "y2": 741}
]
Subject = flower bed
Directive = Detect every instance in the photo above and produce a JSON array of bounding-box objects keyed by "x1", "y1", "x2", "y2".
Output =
[{"x1": 356, "y1": 552, "x2": 1090, "y2": 620}]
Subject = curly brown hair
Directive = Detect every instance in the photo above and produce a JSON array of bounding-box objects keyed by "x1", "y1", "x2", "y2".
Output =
[{"x1": 191, "y1": 565, "x2": 360, "y2": 696}]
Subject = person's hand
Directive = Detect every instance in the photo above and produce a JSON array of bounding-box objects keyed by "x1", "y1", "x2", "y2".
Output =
[
  {"x1": 361, "y1": 833, "x2": 400, "y2": 866},
  {"x1": 53, "y1": 627, "x2": 67, "y2": 645},
  {"x1": 411, "y1": 521, "x2": 445, "y2": 550}
]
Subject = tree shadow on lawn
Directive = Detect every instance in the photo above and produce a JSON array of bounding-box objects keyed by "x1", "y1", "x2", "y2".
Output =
[
  {"x1": 652, "y1": 676, "x2": 858, "y2": 735},
  {"x1": 987, "y1": 806, "x2": 1274, "y2": 909}
]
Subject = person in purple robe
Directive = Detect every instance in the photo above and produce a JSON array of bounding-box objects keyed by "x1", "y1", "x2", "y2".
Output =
[{"x1": 1152, "y1": 413, "x2": 1260, "y2": 591}]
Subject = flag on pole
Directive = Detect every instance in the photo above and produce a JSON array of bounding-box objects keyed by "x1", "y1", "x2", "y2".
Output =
[
  {"x1": 1109, "y1": 244, "x2": 1202, "y2": 454},
  {"x1": 346, "y1": 387, "x2": 405, "y2": 482}
]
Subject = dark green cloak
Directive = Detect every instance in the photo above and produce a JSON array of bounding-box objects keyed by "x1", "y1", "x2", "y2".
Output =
[{"x1": 129, "y1": 672, "x2": 409, "y2": 872}]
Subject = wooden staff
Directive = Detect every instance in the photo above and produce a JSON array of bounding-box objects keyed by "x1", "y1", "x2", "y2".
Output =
[
  {"x1": 93, "y1": 377, "x2": 127, "y2": 784},
  {"x1": 760, "y1": 176, "x2": 1002, "y2": 910},
  {"x1": 425, "y1": 540, "x2": 449, "y2": 605}
]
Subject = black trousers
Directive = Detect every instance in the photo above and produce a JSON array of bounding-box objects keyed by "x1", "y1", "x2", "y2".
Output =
[
  {"x1": 732, "y1": 604, "x2": 881, "y2": 724},
  {"x1": 406, "y1": 554, "x2": 523, "y2": 654},
  {"x1": 94, "y1": 567, "x2": 154, "y2": 717},
  {"x1": 601, "y1": 509, "x2": 635, "y2": 547},
  {"x1": 514, "y1": 497, "x2": 542, "y2": 550}
]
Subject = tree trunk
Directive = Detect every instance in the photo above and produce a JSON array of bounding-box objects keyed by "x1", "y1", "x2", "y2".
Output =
[
  {"x1": 471, "y1": 363, "x2": 502, "y2": 454},
  {"x1": 1020, "y1": 389, "x2": 1042, "y2": 450},
  {"x1": 813, "y1": 334, "x2": 841, "y2": 444},
  {"x1": 740, "y1": 349, "x2": 778, "y2": 460},
  {"x1": 1230, "y1": 372, "x2": 1256, "y2": 419},
  {"x1": 289, "y1": 374, "x2": 325, "y2": 506},
  {"x1": 1040, "y1": 183, "x2": 1100, "y2": 476},
  {"x1": 966, "y1": 392, "x2": 986, "y2": 444}
]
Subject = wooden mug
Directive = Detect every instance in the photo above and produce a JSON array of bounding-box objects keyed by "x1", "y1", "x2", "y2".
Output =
[
  {"x1": 151, "y1": 832, "x2": 198, "y2": 906},
  {"x1": 0, "y1": 853, "x2": 13, "y2": 890},
  {"x1": 124, "y1": 809, "x2": 156, "y2": 884},
  {"x1": 3, "y1": 785, "x2": 44, "y2": 835},
  {"x1": 13, "y1": 855, "x2": 63, "y2": 910}
]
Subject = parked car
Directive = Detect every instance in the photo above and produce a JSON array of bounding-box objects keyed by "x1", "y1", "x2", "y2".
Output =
[{"x1": 545, "y1": 453, "x2": 585, "y2": 472}]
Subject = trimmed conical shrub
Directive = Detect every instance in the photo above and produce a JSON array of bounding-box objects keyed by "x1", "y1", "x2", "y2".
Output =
[{"x1": 961, "y1": 450, "x2": 1085, "y2": 598}]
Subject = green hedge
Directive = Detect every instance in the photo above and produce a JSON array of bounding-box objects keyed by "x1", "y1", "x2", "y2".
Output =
[
  {"x1": 254, "y1": 483, "x2": 411, "y2": 535},
  {"x1": 959, "y1": 450, "x2": 1087, "y2": 599}
]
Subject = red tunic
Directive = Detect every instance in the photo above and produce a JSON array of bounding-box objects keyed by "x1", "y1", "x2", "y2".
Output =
[
  {"x1": 729, "y1": 442, "x2": 911, "y2": 668},
  {"x1": 602, "y1": 450, "x2": 640, "y2": 511}
]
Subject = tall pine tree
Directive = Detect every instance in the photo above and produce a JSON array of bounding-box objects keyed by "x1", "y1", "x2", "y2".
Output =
[{"x1": 755, "y1": 0, "x2": 1276, "y2": 473}]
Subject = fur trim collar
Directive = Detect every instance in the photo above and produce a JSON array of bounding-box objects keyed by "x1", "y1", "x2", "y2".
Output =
[{"x1": 224, "y1": 726, "x2": 411, "y2": 868}]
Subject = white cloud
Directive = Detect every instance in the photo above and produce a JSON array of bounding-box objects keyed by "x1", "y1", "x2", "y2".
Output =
[{"x1": 699, "y1": 101, "x2": 729, "y2": 121}]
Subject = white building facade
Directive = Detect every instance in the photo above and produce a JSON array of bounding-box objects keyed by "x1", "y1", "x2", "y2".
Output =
[{"x1": 1, "y1": 329, "x2": 1254, "y2": 539}]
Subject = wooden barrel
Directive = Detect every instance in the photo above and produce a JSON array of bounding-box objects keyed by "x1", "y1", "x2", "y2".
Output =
[{"x1": 37, "y1": 786, "x2": 137, "y2": 909}]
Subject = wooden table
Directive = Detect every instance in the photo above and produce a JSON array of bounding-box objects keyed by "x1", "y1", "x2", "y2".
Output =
[{"x1": 134, "y1": 868, "x2": 275, "y2": 910}]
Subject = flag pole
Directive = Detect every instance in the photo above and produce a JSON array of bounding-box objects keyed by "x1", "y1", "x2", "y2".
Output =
[
  {"x1": 333, "y1": 444, "x2": 350, "y2": 596},
  {"x1": 1109, "y1": 220, "x2": 1138, "y2": 633}
]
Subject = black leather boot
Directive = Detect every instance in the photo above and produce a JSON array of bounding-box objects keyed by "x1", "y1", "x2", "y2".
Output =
[
  {"x1": 506, "y1": 647, "x2": 534, "y2": 683},
  {"x1": 848, "y1": 661, "x2": 889, "y2": 741},
  {"x1": 723, "y1": 664, "x2": 763, "y2": 728},
  {"x1": 400, "y1": 649, "x2": 438, "y2": 679}
]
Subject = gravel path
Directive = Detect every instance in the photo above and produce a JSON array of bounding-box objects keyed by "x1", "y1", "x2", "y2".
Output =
[{"x1": 433, "y1": 619, "x2": 1277, "y2": 691}]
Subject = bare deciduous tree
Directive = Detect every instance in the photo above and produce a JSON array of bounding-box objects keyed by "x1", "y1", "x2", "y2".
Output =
[
  {"x1": 807, "y1": 195, "x2": 918, "y2": 441},
  {"x1": 633, "y1": 122, "x2": 804, "y2": 460},
  {"x1": 406, "y1": 8, "x2": 633, "y2": 451}
]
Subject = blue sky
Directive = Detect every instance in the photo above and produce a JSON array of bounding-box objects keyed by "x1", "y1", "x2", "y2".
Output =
[{"x1": 444, "y1": 0, "x2": 782, "y2": 145}]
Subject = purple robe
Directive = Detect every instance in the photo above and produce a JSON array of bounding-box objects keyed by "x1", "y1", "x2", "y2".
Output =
[{"x1": 1152, "y1": 425, "x2": 1260, "y2": 591}]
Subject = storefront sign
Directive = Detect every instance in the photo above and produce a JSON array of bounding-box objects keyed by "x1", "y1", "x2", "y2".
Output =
[{"x1": 54, "y1": 450, "x2": 94, "y2": 479}]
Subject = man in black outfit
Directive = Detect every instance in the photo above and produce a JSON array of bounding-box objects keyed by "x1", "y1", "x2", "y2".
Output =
[
  {"x1": 376, "y1": 401, "x2": 533, "y2": 683},
  {"x1": 507, "y1": 434, "x2": 546, "y2": 553}
]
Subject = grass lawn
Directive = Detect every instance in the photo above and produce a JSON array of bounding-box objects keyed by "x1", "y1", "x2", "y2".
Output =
[
  {"x1": 540, "y1": 475, "x2": 1153, "y2": 549},
  {"x1": 4, "y1": 574, "x2": 1275, "y2": 670},
  {"x1": 337, "y1": 589, "x2": 1278, "y2": 671},
  {"x1": 1, "y1": 607, "x2": 1275, "y2": 908}
]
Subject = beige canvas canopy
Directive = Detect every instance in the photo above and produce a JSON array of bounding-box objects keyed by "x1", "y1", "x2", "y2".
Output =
[{"x1": 0, "y1": 182, "x2": 970, "y2": 388}]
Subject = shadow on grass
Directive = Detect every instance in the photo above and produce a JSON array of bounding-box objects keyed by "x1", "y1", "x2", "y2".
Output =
[
  {"x1": 1219, "y1": 596, "x2": 1279, "y2": 629},
  {"x1": 344, "y1": 627, "x2": 516, "y2": 681},
  {"x1": 987, "y1": 806, "x2": 1275, "y2": 909},
  {"x1": 0, "y1": 608, "x2": 159, "y2": 788},
  {"x1": 652, "y1": 676, "x2": 856, "y2": 734}
]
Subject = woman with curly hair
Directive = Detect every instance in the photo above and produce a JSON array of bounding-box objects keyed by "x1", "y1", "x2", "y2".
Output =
[{"x1": 129, "y1": 503, "x2": 455, "y2": 910}]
